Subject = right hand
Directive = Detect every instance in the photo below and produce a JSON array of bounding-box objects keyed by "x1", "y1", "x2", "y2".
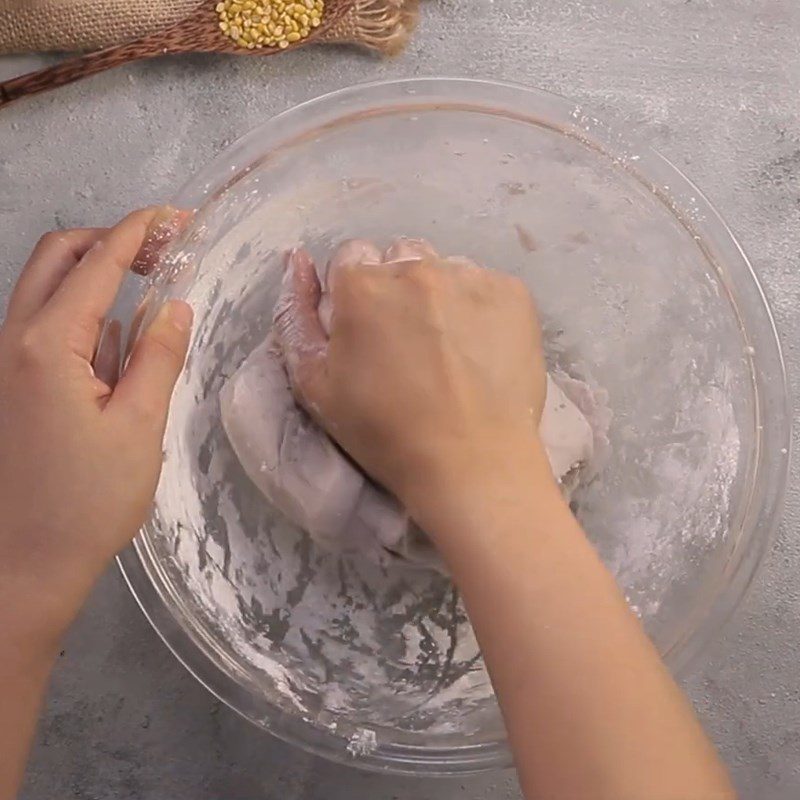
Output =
[
  {"x1": 273, "y1": 240, "x2": 551, "y2": 512},
  {"x1": 276, "y1": 241, "x2": 737, "y2": 800}
]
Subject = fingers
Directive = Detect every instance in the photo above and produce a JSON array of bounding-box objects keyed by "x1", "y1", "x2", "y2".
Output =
[
  {"x1": 46, "y1": 208, "x2": 164, "y2": 330},
  {"x1": 319, "y1": 240, "x2": 383, "y2": 332},
  {"x1": 93, "y1": 319, "x2": 122, "y2": 392},
  {"x1": 124, "y1": 286, "x2": 156, "y2": 364},
  {"x1": 442, "y1": 255, "x2": 481, "y2": 271},
  {"x1": 6, "y1": 228, "x2": 107, "y2": 324},
  {"x1": 108, "y1": 300, "x2": 193, "y2": 430},
  {"x1": 384, "y1": 237, "x2": 439, "y2": 263},
  {"x1": 273, "y1": 249, "x2": 328, "y2": 409},
  {"x1": 326, "y1": 239, "x2": 382, "y2": 279}
]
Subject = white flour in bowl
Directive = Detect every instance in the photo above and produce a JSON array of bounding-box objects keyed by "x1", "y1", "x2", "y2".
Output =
[{"x1": 142, "y1": 122, "x2": 746, "y2": 743}]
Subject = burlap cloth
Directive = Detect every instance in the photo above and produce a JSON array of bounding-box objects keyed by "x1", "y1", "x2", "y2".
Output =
[{"x1": 0, "y1": 0, "x2": 416, "y2": 54}]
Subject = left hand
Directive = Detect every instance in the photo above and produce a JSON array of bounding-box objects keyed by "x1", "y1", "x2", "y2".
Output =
[{"x1": 0, "y1": 208, "x2": 193, "y2": 650}]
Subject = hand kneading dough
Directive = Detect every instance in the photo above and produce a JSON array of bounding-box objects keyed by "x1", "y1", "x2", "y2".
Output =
[{"x1": 221, "y1": 239, "x2": 596, "y2": 571}]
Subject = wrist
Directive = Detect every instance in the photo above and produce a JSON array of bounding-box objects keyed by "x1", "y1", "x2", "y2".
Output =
[
  {"x1": 0, "y1": 580, "x2": 68, "y2": 670},
  {"x1": 400, "y1": 432, "x2": 561, "y2": 537},
  {"x1": 400, "y1": 435, "x2": 595, "y2": 589},
  {"x1": 0, "y1": 549, "x2": 101, "y2": 660}
]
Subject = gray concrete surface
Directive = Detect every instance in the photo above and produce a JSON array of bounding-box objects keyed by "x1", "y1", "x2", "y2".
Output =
[{"x1": 2, "y1": 1, "x2": 800, "y2": 797}]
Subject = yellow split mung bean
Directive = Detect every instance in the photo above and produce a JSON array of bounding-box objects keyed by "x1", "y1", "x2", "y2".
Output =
[{"x1": 216, "y1": 0, "x2": 324, "y2": 49}]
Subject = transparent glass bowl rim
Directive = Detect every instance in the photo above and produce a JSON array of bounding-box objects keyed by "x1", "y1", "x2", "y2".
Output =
[{"x1": 117, "y1": 77, "x2": 792, "y2": 776}]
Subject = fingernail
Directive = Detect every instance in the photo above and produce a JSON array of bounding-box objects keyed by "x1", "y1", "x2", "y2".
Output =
[
  {"x1": 162, "y1": 300, "x2": 193, "y2": 332},
  {"x1": 153, "y1": 205, "x2": 172, "y2": 223},
  {"x1": 145, "y1": 208, "x2": 176, "y2": 243}
]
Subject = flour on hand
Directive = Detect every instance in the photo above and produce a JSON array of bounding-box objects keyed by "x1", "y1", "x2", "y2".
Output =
[{"x1": 220, "y1": 238, "x2": 599, "y2": 571}]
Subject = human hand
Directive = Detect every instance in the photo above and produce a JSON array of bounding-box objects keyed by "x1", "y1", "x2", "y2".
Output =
[
  {"x1": 0, "y1": 208, "x2": 193, "y2": 647},
  {"x1": 275, "y1": 242, "x2": 735, "y2": 800},
  {"x1": 274, "y1": 239, "x2": 550, "y2": 516}
]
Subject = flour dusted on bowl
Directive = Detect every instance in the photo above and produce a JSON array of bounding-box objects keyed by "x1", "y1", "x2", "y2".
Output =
[{"x1": 139, "y1": 85, "x2": 756, "y2": 762}]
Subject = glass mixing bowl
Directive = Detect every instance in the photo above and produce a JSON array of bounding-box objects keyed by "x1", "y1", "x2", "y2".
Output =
[{"x1": 116, "y1": 78, "x2": 790, "y2": 775}]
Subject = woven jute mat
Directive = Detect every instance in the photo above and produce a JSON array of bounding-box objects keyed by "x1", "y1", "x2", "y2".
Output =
[{"x1": 0, "y1": 0, "x2": 417, "y2": 54}]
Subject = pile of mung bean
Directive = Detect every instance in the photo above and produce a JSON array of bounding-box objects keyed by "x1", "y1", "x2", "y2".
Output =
[{"x1": 216, "y1": 0, "x2": 324, "y2": 49}]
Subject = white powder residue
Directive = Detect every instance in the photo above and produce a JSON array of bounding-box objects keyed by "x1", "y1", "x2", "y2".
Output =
[
  {"x1": 347, "y1": 728, "x2": 378, "y2": 758},
  {"x1": 147, "y1": 190, "x2": 500, "y2": 743},
  {"x1": 134, "y1": 110, "x2": 749, "y2": 753}
]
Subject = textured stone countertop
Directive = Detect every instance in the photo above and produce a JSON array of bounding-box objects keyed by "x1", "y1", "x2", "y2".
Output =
[{"x1": 2, "y1": 2, "x2": 800, "y2": 798}]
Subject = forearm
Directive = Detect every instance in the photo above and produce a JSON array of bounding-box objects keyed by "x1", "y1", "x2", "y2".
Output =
[
  {"x1": 0, "y1": 590, "x2": 62, "y2": 800},
  {"x1": 407, "y1": 442, "x2": 735, "y2": 800},
  {"x1": 0, "y1": 209, "x2": 193, "y2": 799}
]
